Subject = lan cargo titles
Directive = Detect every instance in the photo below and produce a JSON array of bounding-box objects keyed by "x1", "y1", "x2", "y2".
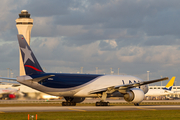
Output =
[{"x1": 1, "y1": 34, "x2": 168, "y2": 106}]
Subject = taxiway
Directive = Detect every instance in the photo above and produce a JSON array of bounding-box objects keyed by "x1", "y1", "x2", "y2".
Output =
[{"x1": 0, "y1": 105, "x2": 180, "y2": 113}]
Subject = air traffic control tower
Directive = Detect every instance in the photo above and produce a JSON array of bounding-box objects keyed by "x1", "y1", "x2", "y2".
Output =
[{"x1": 16, "y1": 10, "x2": 33, "y2": 76}]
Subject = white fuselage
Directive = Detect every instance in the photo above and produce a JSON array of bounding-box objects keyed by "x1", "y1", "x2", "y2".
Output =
[
  {"x1": 17, "y1": 75, "x2": 148, "y2": 98},
  {"x1": 145, "y1": 89, "x2": 172, "y2": 96},
  {"x1": 0, "y1": 88, "x2": 17, "y2": 95}
]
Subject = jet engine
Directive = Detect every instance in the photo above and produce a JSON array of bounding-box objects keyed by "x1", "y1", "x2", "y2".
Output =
[
  {"x1": 8, "y1": 94, "x2": 16, "y2": 99},
  {"x1": 123, "y1": 88, "x2": 144, "y2": 104}
]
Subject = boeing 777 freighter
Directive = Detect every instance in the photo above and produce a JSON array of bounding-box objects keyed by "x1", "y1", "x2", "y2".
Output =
[{"x1": 0, "y1": 35, "x2": 169, "y2": 106}]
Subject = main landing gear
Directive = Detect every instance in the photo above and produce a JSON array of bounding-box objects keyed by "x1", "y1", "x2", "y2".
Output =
[
  {"x1": 95, "y1": 92, "x2": 110, "y2": 106},
  {"x1": 95, "y1": 101, "x2": 110, "y2": 106},
  {"x1": 62, "y1": 97, "x2": 76, "y2": 106},
  {"x1": 62, "y1": 102, "x2": 76, "y2": 106}
]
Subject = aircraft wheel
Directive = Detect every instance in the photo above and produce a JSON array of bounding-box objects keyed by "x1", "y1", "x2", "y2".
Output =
[
  {"x1": 102, "y1": 102, "x2": 106, "y2": 106},
  {"x1": 62, "y1": 102, "x2": 66, "y2": 106},
  {"x1": 106, "y1": 102, "x2": 110, "y2": 106},
  {"x1": 96, "y1": 102, "x2": 110, "y2": 106},
  {"x1": 72, "y1": 102, "x2": 76, "y2": 106},
  {"x1": 134, "y1": 103, "x2": 139, "y2": 106},
  {"x1": 96, "y1": 102, "x2": 100, "y2": 106},
  {"x1": 62, "y1": 102, "x2": 76, "y2": 106}
]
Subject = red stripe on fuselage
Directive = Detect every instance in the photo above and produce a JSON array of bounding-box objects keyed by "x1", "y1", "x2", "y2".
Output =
[{"x1": 25, "y1": 65, "x2": 42, "y2": 72}]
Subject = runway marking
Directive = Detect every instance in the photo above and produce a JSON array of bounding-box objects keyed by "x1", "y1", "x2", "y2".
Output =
[
  {"x1": 136, "y1": 107, "x2": 156, "y2": 111},
  {"x1": 68, "y1": 108, "x2": 86, "y2": 112}
]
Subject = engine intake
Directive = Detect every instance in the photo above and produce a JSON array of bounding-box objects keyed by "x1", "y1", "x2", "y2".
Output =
[{"x1": 123, "y1": 88, "x2": 144, "y2": 104}]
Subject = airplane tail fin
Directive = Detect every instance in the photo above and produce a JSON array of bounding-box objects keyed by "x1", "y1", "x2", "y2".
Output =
[
  {"x1": 162, "y1": 76, "x2": 176, "y2": 91},
  {"x1": 17, "y1": 34, "x2": 44, "y2": 75}
]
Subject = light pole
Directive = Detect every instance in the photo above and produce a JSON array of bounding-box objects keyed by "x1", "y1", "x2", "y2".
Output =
[
  {"x1": 110, "y1": 68, "x2": 114, "y2": 75},
  {"x1": 7, "y1": 68, "x2": 10, "y2": 78},
  {"x1": 118, "y1": 68, "x2": 120, "y2": 75},
  {"x1": 96, "y1": 67, "x2": 98, "y2": 74},
  {"x1": 10, "y1": 69, "x2": 13, "y2": 78},
  {"x1": 147, "y1": 71, "x2": 150, "y2": 86},
  {"x1": 81, "y1": 67, "x2": 83, "y2": 74},
  {"x1": 11, "y1": 72, "x2": 14, "y2": 78}
]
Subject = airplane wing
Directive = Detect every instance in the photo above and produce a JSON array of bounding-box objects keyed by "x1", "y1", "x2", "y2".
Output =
[{"x1": 90, "y1": 77, "x2": 169, "y2": 94}]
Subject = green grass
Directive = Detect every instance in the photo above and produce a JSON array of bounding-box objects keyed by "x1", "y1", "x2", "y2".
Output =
[{"x1": 0, "y1": 110, "x2": 180, "y2": 120}]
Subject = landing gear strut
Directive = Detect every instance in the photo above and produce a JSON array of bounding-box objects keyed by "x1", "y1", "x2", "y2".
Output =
[{"x1": 95, "y1": 92, "x2": 110, "y2": 106}]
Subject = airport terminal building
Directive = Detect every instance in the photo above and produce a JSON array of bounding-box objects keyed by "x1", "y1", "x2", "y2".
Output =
[{"x1": 147, "y1": 86, "x2": 180, "y2": 99}]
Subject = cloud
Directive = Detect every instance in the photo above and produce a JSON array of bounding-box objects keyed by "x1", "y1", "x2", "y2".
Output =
[
  {"x1": 1, "y1": 0, "x2": 180, "y2": 85},
  {"x1": 143, "y1": 8, "x2": 180, "y2": 36},
  {"x1": 99, "y1": 39, "x2": 117, "y2": 51}
]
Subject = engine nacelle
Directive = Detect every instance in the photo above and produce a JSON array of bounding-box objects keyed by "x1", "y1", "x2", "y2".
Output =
[
  {"x1": 123, "y1": 88, "x2": 144, "y2": 104},
  {"x1": 9, "y1": 94, "x2": 16, "y2": 99}
]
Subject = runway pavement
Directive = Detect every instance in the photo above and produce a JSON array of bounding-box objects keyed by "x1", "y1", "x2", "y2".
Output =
[
  {"x1": 0, "y1": 105, "x2": 180, "y2": 113},
  {"x1": 1, "y1": 99, "x2": 180, "y2": 104}
]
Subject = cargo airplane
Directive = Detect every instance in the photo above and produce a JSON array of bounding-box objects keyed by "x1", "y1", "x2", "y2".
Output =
[
  {"x1": 145, "y1": 76, "x2": 176, "y2": 96},
  {"x1": 0, "y1": 35, "x2": 169, "y2": 106},
  {"x1": 0, "y1": 87, "x2": 22, "y2": 100}
]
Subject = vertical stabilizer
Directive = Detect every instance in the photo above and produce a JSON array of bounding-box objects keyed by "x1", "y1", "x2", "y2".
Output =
[
  {"x1": 163, "y1": 76, "x2": 176, "y2": 91},
  {"x1": 17, "y1": 34, "x2": 44, "y2": 75}
]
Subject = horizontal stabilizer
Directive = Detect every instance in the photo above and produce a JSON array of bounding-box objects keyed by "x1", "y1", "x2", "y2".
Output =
[
  {"x1": 0, "y1": 77, "x2": 17, "y2": 81},
  {"x1": 0, "y1": 77, "x2": 20, "y2": 86},
  {"x1": 26, "y1": 75, "x2": 55, "y2": 83},
  {"x1": 12, "y1": 84, "x2": 21, "y2": 87}
]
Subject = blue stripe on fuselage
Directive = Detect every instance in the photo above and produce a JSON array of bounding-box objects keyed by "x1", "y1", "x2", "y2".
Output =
[{"x1": 30, "y1": 73, "x2": 103, "y2": 88}]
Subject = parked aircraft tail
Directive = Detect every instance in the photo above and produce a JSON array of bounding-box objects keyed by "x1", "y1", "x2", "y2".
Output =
[{"x1": 162, "y1": 76, "x2": 176, "y2": 91}]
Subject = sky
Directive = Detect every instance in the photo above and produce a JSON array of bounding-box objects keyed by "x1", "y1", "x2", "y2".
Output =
[{"x1": 0, "y1": 0, "x2": 180, "y2": 86}]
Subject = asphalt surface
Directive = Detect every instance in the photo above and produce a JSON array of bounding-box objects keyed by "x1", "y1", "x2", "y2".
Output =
[
  {"x1": 1, "y1": 99, "x2": 180, "y2": 104},
  {"x1": 0, "y1": 99, "x2": 180, "y2": 113},
  {"x1": 0, "y1": 105, "x2": 180, "y2": 113}
]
